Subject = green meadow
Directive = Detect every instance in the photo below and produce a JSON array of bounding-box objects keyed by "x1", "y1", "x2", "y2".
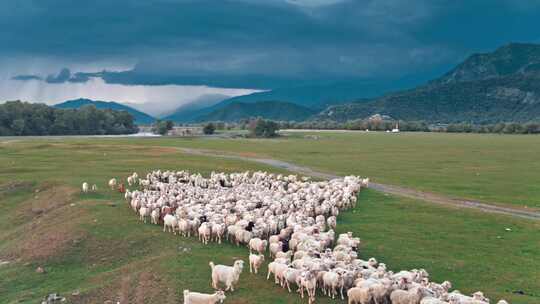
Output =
[{"x1": 0, "y1": 134, "x2": 538, "y2": 303}]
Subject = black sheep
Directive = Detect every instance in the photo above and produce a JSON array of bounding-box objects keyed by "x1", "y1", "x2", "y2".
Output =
[
  {"x1": 246, "y1": 221, "x2": 255, "y2": 232},
  {"x1": 282, "y1": 239, "x2": 290, "y2": 252}
]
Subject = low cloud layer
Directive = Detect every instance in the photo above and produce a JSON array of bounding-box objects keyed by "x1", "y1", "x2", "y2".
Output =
[{"x1": 0, "y1": 77, "x2": 259, "y2": 116}]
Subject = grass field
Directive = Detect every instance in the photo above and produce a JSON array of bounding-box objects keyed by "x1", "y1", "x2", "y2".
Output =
[
  {"x1": 0, "y1": 137, "x2": 539, "y2": 304},
  {"x1": 63, "y1": 131, "x2": 540, "y2": 209}
]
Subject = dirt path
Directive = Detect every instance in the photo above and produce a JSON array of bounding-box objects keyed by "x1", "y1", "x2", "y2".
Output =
[{"x1": 178, "y1": 147, "x2": 540, "y2": 221}]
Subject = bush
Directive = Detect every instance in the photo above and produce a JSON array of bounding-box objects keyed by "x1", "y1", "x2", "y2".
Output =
[
  {"x1": 152, "y1": 120, "x2": 174, "y2": 135},
  {"x1": 249, "y1": 119, "x2": 279, "y2": 138},
  {"x1": 203, "y1": 123, "x2": 216, "y2": 135}
]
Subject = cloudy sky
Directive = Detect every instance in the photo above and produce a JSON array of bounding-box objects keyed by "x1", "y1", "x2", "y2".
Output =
[{"x1": 2, "y1": 0, "x2": 540, "y2": 115}]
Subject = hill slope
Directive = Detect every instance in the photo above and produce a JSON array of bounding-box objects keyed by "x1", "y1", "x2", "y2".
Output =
[
  {"x1": 167, "y1": 78, "x2": 424, "y2": 122},
  {"x1": 195, "y1": 101, "x2": 316, "y2": 122},
  {"x1": 54, "y1": 98, "x2": 156, "y2": 124},
  {"x1": 162, "y1": 94, "x2": 229, "y2": 122},
  {"x1": 319, "y1": 43, "x2": 540, "y2": 123}
]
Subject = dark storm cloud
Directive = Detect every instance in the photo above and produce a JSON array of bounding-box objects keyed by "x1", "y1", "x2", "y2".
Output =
[
  {"x1": 12, "y1": 75, "x2": 42, "y2": 81},
  {"x1": 3, "y1": 0, "x2": 540, "y2": 89}
]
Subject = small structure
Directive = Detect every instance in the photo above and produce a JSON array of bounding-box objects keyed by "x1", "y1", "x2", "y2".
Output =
[
  {"x1": 167, "y1": 126, "x2": 203, "y2": 136},
  {"x1": 391, "y1": 122, "x2": 400, "y2": 133}
]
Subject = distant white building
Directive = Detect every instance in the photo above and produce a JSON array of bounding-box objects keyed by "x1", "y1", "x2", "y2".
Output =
[{"x1": 391, "y1": 122, "x2": 400, "y2": 133}]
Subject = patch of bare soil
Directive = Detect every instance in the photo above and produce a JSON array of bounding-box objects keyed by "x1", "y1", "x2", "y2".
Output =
[
  {"x1": 73, "y1": 268, "x2": 177, "y2": 304},
  {"x1": 21, "y1": 184, "x2": 79, "y2": 217},
  {"x1": 3, "y1": 185, "x2": 89, "y2": 262},
  {"x1": 0, "y1": 181, "x2": 34, "y2": 198}
]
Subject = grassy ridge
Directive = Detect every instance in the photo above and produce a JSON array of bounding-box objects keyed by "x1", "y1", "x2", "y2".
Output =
[{"x1": 0, "y1": 139, "x2": 538, "y2": 303}]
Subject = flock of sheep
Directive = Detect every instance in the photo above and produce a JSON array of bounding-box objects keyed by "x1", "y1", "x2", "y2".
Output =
[{"x1": 95, "y1": 171, "x2": 509, "y2": 304}]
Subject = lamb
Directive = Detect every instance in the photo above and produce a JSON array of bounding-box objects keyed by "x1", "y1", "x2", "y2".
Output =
[
  {"x1": 108, "y1": 178, "x2": 117, "y2": 190},
  {"x1": 390, "y1": 287, "x2": 424, "y2": 304},
  {"x1": 183, "y1": 290, "x2": 226, "y2": 304},
  {"x1": 249, "y1": 238, "x2": 268, "y2": 254},
  {"x1": 209, "y1": 260, "x2": 244, "y2": 292},
  {"x1": 249, "y1": 253, "x2": 265, "y2": 274},
  {"x1": 91, "y1": 184, "x2": 98, "y2": 192},
  {"x1": 81, "y1": 182, "x2": 89, "y2": 193}
]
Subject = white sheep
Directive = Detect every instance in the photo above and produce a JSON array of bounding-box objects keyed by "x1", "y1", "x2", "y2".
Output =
[
  {"x1": 322, "y1": 270, "x2": 344, "y2": 300},
  {"x1": 390, "y1": 287, "x2": 424, "y2": 304},
  {"x1": 347, "y1": 286, "x2": 372, "y2": 304},
  {"x1": 266, "y1": 261, "x2": 288, "y2": 285},
  {"x1": 209, "y1": 260, "x2": 244, "y2": 292},
  {"x1": 249, "y1": 253, "x2": 265, "y2": 274},
  {"x1": 183, "y1": 290, "x2": 226, "y2": 304},
  {"x1": 249, "y1": 238, "x2": 268, "y2": 254},
  {"x1": 81, "y1": 182, "x2": 89, "y2": 193},
  {"x1": 91, "y1": 184, "x2": 98, "y2": 192},
  {"x1": 420, "y1": 297, "x2": 449, "y2": 304},
  {"x1": 150, "y1": 209, "x2": 160, "y2": 225},
  {"x1": 163, "y1": 214, "x2": 178, "y2": 234},
  {"x1": 269, "y1": 242, "x2": 283, "y2": 258},
  {"x1": 139, "y1": 207, "x2": 150, "y2": 223},
  {"x1": 199, "y1": 222, "x2": 212, "y2": 245},
  {"x1": 108, "y1": 178, "x2": 117, "y2": 190}
]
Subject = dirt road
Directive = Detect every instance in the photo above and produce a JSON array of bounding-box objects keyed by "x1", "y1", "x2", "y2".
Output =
[{"x1": 178, "y1": 147, "x2": 540, "y2": 221}]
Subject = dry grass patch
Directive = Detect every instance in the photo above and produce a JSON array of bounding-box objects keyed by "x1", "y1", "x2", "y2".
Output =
[
  {"x1": 74, "y1": 256, "x2": 178, "y2": 304},
  {"x1": 2, "y1": 185, "x2": 90, "y2": 262}
]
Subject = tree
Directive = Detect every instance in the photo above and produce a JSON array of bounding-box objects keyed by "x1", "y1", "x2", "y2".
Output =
[
  {"x1": 249, "y1": 118, "x2": 279, "y2": 138},
  {"x1": 10, "y1": 119, "x2": 25, "y2": 135},
  {"x1": 203, "y1": 123, "x2": 216, "y2": 135},
  {"x1": 0, "y1": 101, "x2": 138, "y2": 136},
  {"x1": 152, "y1": 120, "x2": 174, "y2": 135}
]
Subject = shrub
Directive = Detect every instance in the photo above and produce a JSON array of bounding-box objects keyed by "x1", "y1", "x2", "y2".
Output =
[{"x1": 203, "y1": 123, "x2": 216, "y2": 135}]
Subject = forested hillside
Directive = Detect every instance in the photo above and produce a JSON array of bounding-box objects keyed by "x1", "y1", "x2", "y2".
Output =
[
  {"x1": 319, "y1": 43, "x2": 540, "y2": 123},
  {"x1": 0, "y1": 101, "x2": 138, "y2": 136}
]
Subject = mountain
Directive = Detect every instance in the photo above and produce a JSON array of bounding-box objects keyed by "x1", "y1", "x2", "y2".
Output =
[
  {"x1": 195, "y1": 101, "x2": 317, "y2": 122},
  {"x1": 319, "y1": 43, "x2": 540, "y2": 123},
  {"x1": 53, "y1": 98, "x2": 156, "y2": 124},
  {"x1": 168, "y1": 78, "x2": 425, "y2": 122},
  {"x1": 162, "y1": 94, "x2": 229, "y2": 121}
]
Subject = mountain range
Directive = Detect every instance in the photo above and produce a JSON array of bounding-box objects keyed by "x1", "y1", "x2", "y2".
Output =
[
  {"x1": 161, "y1": 77, "x2": 425, "y2": 122},
  {"x1": 320, "y1": 43, "x2": 540, "y2": 123},
  {"x1": 53, "y1": 43, "x2": 540, "y2": 124},
  {"x1": 194, "y1": 101, "x2": 317, "y2": 122},
  {"x1": 53, "y1": 99, "x2": 156, "y2": 124}
]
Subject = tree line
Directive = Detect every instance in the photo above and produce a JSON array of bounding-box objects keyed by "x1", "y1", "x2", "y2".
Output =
[
  {"x1": 277, "y1": 119, "x2": 540, "y2": 134},
  {"x1": 0, "y1": 101, "x2": 138, "y2": 136}
]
